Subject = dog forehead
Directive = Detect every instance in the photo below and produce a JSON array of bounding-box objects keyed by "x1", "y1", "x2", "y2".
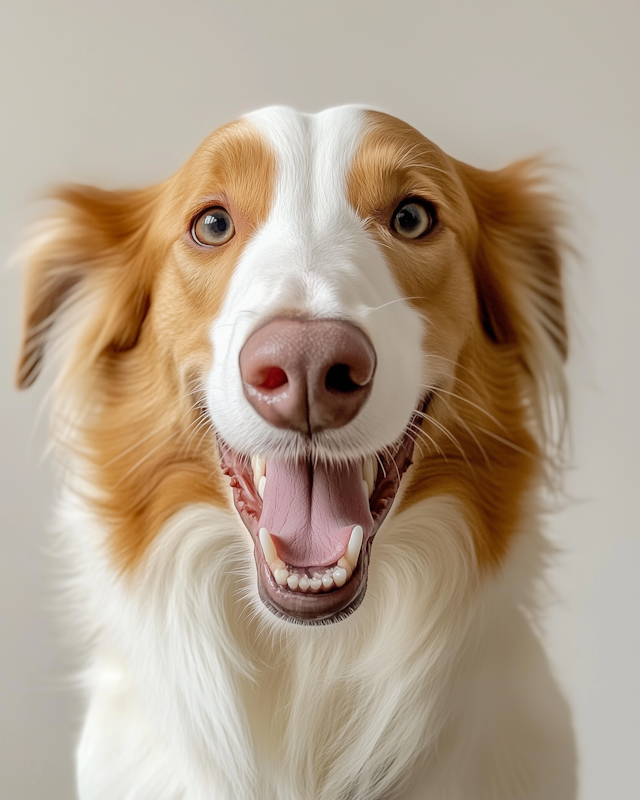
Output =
[
  {"x1": 244, "y1": 106, "x2": 368, "y2": 212},
  {"x1": 211, "y1": 107, "x2": 381, "y2": 322}
]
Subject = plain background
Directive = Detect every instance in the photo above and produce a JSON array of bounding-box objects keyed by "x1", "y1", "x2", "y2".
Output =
[{"x1": 1, "y1": 1, "x2": 638, "y2": 798}]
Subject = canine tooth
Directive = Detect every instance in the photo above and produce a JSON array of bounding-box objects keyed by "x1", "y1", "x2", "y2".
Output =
[
  {"x1": 259, "y1": 528, "x2": 278, "y2": 565},
  {"x1": 258, "y1": 475, "x2": 266, "y2": 499},
  {"x1": 251, "y1": 454, "x2": 266, "y2": 486},
  {"x1": 337, "y1": 557, "x2": 353, "y2": 579},
  {"x1": 333, "y1": 567, "x2": 348, "y2": 587},
  {"x1": 287, "y1": 573, "x2": 299, "y2": 590},
  {"x1": 346, "y1": 525, "x2": 363, "y2": 568},
  {"x1": 299, "y1": 576, "x2": 310, "y2": 592},
  {"x1": 309, "y1": 577, "x2": 322, "y2": 592},
  {"x1": 362, "y1": 479, "x2": 369, "y2": 498},
  {"x1": 274, "y1": 568, "x2": 289, "y2": 586},
  {"x1": 363, "y1": 457, "x2": 377, "y2": 498},
  {"x1": 322, "y1": 574, "x2": 334, "y2": 590},
  {"x1": 271, "y1": 559, "x2": 286, "y2": 572}
]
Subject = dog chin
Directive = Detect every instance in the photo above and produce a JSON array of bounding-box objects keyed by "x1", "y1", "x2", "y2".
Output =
[{"x1": 219, "y1": 396, "x2": 430, "y2": 625}]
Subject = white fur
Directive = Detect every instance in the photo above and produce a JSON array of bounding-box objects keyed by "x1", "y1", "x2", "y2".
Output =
[
  {"x1": 68, "y1": 490, "x2": 575, "y2": 799},
  {"x1": 207, "y1": 107, "x2": 425, "y2": 463},
  {"x1": 31, "y1": 107, "x2": 576, "y2": 798}
]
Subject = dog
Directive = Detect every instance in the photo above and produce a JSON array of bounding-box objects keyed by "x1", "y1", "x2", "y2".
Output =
[{"x1": 16, "y1": 106, "x2": 577, "y2": 799}]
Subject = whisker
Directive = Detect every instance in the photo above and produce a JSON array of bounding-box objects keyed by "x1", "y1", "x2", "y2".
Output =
[
  {"x1": 422, "y1": 384, "x2": 509, "y2": 435},
  {"x1": 102, "y1": 409, "x2": 192, "y2": 469},
  {"x1": 416, "y1": 410, "x2": 472, "y2": 470},
  {"x1": 421, "y1": 391, "x2": 492, "y2": 469},
  {"x1": 403, "y1": 424, "x2": 426, "y2": 459},
  {"x1": 407, "y1": 421, "x2": 447, "y2": 461},
  {"x1": 362, "y1": 296, "x2": 427, "y2": 315},
  {"x1": 381, "y1": 443, "x2": 402, "y2": 484},
  {"x1": 80, "y1": 386, "x2": 205, "y2": 470},
  {"x1": 375, "y1": 451, "x2": 387, "y2": 479},
  {"x1": 397, "y1": 142, "x2": 424, "y2": 166},
  {"x1": 402, "y1": 163, "x2": 448, "y2": 174},
  {"x1": 423, "y1": 386, "x2": 538, "y2": 463},
  {"x1": 423, "y1": 353, "x2": 489, "y2": 384},
  {"x1": 474, "y1": 426, "x2": 539, "y2": 460},
  {"x1": 112, "y1": 429, "x2": 181, "y2": 487},
  {"x1": 406, "y1": 424, "x2": 434, "y2": 461},
  {"x1": 180, "y1": 411, "x2": 213, "y2": 457},
  {"x1": 179, "y1": 420, "x2": 206, "y2": 458},
  {"x1": 193, "y1": 417, "x2": 216, "y2": 455},
  {"x1": 455, "y1": 415, "x2": 491, "y2": 469}
]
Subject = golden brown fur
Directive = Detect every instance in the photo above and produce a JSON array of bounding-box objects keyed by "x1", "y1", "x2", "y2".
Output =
[
  {"x1": 17, "y1": 120, "x2": 275, "y2": 568},
  {"x1": 17, "y1": 112, "x2": 565, "y2": 574},
  {"x1": 15, "y1": 106, "x2": 574, "y2": 800},
  {"x1": 348, "y1": 112, "x2": 565, "y2": 566}
]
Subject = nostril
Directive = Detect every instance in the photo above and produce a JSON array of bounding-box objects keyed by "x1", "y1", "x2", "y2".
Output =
[
  {"x1": 240, "y1": 318, "x2": 376, "y2": 433},
  {"x1": 259, "y1": 367, "x2": 288, "y2": 391},
  {"x1": 325, "y1": 363, "x2": 361, "y2": 394}
]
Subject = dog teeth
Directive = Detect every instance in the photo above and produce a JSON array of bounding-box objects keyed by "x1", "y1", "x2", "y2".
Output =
[
  {"x1": 333, "y1": 567, "x2": 348, "y2": 587},
  {"x1": 346, "y1": 525, "x2": 363, "y2": 568},
  {"x1": 259, "y1": 527, "x2": 278, "y2": 565},
  {"x1": 337, "y1": 557, "x2": 353, "y2": 580},
  {"x1": 274, "y1": 568, "x2": 289, "y2": 586},
  {"x1": 258, "y1": 475, "x2": 266, "y2": 499},
  {"x1": 251, "y1": 454, "x2": 266, "y2": 488},
  {"x1": 260, "y1": 524, "x2": 364, "y2": 593},
  {"x1": 362, "y1": 457, "x2": 377, "y2": 498}
]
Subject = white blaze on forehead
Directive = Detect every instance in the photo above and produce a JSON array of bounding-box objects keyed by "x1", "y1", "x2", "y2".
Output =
[
  {"x1": 207, "y1": 105, "x2": 424, "y2": 460},
  {"x1": 242, "y1": 105, "x2": 373, "y2": 316},
  {"x1": 248, "y1": 105, "x2": 365, "y2": 244}
]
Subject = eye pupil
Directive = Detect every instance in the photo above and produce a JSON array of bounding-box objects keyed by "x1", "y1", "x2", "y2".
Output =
[
  {"x1": 193, "y1": 207, "x2": 235, "y2": 246},
  {"x1": 397, "y1": 206, "x2": 420, "y2": 231},
  {"x1": 206, "y1": 214, "x2": 226, "y2": 232},
  {"x1": 392, "y1": 200, "x2": 435, "y2": 239}
]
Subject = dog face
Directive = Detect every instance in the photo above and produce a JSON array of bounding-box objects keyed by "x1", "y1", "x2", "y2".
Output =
[{"x1": 17, "y1": 107, "x2": 566, "y2": 625}]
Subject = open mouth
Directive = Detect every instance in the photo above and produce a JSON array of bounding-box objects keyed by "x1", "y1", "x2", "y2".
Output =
[{"x1": 220, "y1": 398, "x2": 429, "y2": 624}]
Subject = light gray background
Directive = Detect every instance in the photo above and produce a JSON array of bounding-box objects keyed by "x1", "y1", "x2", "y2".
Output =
[{"x1": 1, "y1": 1, "x2": 638, "y2": 798}]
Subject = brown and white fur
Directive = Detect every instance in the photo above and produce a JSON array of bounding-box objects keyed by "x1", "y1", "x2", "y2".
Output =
[{"x1": 17, "y1": 106, "x2": 576, "y2": 799}]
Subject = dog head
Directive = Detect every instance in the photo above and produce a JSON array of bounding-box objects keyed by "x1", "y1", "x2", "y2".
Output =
[{"x1": 17, "y1": 106, "x2": 566, "y2": 624}]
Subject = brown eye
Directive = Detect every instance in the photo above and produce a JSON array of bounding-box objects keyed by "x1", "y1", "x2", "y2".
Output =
[
  {"x1": 391, "y1": 199, "x2": 436, "y2": 240},
  {"x1": 192, "y1": 207, "x2": 235, "y2": 246}
]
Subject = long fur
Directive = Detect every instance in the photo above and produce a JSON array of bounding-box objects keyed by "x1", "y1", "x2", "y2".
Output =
[{"x1": 17, "y1": 106, "x2": 577, "y2": 799}]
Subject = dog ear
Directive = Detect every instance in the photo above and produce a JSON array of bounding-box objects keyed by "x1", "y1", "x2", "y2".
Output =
[
  {"x1": 457, "y1": 159, "x2": 568, "y2": 438},
  {"x1": 16, "y1": 184, "x2": 157, "y2": 388},
  {"x1": 459, "y1": 158, "x2": 567, "y2": 362}
]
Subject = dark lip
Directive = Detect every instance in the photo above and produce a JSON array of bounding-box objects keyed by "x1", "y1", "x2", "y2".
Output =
[{"x1": 219, "y1": 394, "x2": 431, "y2": 625}]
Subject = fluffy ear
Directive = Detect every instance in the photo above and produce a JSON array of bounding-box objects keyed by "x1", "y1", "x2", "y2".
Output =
[
  {"x1": 458, "y1": 159, "x2": 568, "y2": 437},
  {"x1": 16, "y1": 185, "x2": 157, "y2": 388},
  {"x1": 459, "y1": 159, "x2": 567, "y2": 360}
]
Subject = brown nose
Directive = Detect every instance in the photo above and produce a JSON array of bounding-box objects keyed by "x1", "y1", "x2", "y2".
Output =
[{"x1": 239, "y1": 319, "x2": 376, "y2": 434}]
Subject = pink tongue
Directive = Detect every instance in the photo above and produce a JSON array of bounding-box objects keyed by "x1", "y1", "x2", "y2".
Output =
[{"x1": 258, "y1": 460, "x2": 374, "y2": 567}]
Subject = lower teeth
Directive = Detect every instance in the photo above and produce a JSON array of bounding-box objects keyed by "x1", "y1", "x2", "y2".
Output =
[
  {"x1": 259, "y1": 526, "x2": 362, "y2": 593},
  {"x1": 268, "y1": 559, "x2": 356, "y2": 593},
  {"x1": 270, "y1": 565, "x2": 338, "y2": 593}
]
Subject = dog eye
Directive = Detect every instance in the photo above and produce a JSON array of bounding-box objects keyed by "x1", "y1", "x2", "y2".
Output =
[
  {"x1": 192, "y1": 207, "x2": 235, "y2": 246},
  {"x1": 391, "y1": 199, "x2": 436, "y2": 240}
]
